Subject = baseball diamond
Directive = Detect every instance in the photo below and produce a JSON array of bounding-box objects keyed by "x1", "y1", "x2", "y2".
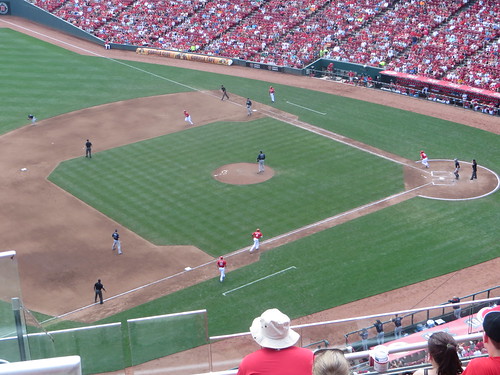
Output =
[{"x1": 0, "y1": 17, "x2": 499, "y2": 375}]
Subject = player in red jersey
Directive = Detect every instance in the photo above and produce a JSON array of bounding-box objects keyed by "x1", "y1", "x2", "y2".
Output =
[
  {"x1": 183, "y1": 110, "x2": 193, "y2": 125},
  {"x1": 249, "y1": 228, "x2": 263, "y2": 253},
  {"x1": 420, "y1": 150, "x2": 429, "y2": 168},
  {"x1": 217, "y1": 256, "x2": 227, "y2": 282},
  {"x1": 269, "y1": 86, "x2": 275, "y2": 102}
]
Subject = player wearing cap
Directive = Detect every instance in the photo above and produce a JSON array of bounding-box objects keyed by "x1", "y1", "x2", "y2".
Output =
[
  {"x1": 249, "y1": 228, "x2": 262, "y2": 253},
  {"x1": 420, "y1": 150, "x2": 430, "y2": 168},
  {"x1": 269, "y1": 86, "x2": 275, "y2": 102},
  {"x1": 462, "y1": 305, "x2": 500, "y2": 374},
  {"x1": 236, "y1": 308, "x2": 313, "y2": 375},
  {"x1": 184, "y1": 110, "x2": 193, "y2": 125},
  {"x1": 217, "y1": 256, "x2": 227, "y2": 282}
]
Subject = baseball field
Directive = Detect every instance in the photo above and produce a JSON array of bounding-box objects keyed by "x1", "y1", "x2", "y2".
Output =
[{"x1": 0, "y1": 18, "x2": 499, "y2": 374}]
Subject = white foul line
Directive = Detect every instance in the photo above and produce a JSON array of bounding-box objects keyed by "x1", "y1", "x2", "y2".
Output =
[
  {"x1": 286, "y1": 101, "x2": 326, "y2": 115},
  {"x1": 222, "y1": 266, "x2": 297, "y2": 296}
]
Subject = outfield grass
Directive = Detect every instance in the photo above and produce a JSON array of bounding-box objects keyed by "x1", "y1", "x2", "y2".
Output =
[{"x1": 2, "y1": 28, "x2": 499, "y2": 352}]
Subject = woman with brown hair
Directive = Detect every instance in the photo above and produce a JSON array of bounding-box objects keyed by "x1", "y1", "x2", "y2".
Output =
[{"x1": 414, "y1": 331, "x2": 463, "y2": 375}]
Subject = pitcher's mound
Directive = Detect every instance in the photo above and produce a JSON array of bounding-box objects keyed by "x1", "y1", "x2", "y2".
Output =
[{"x1": 213, "y1": 163, "x2": 275, "y2": 185}]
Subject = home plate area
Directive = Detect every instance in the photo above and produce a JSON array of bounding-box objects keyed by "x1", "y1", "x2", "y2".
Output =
[{"x1": 431, "y1": 171, "x2": 455, "y2": 185}]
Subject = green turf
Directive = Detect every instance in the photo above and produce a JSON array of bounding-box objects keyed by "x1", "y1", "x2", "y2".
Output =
[{"x1": 49, "y1": 118, "x2": 403, "y2": 254}]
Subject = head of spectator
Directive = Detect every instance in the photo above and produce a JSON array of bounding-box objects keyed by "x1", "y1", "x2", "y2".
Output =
[
  {"x1": 313, "y1": 349, "x2": 350, "y2": 375},
  {"x1": 237, "y1": 308, "x2": 314, "y2": 375},
  {"x1": 479, "y1": 306, "x2": 500, "y2": 355},
  {"x1": 428, "y1": 331, "x2": 463, "y2": 374}
]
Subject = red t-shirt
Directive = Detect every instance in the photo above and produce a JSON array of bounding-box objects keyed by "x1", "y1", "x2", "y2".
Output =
[
  {"x1": 462, "y1": 356, "x2": 500, "y2": 375},
  {"x1": 252, "y1": 231, "x2": 263, "y2": 240},
  {"x1": 237, "y1": 346, "x2": 313, "y2": 375},
  {"x1": 420, "y1": 152, "x2": 427, "y2": 159},
  {"x1": 217, "y1": 259, "x2": 226, "y2": 268},
  {"x1": 184, "y1": 111, "x2": 189, "y2": 117}
]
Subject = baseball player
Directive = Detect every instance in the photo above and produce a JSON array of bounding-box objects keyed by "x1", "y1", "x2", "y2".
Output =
[
  {"x1": 269, "y1": 86, "x2": 275, "y2": 102},
  {"x1": 420, "y1": 150, "x2": 430, "y2": 168},
  {"x1": 112, "y1": 229, "x2": 122, "y2": 254},
  {"x1": 184, "y1": 110, "x2": 194, "y2": 125},
  {"x1": 28, "y1": 114, "x2": 37, "y2": 124},
  {"x1": 221, "y1": 85, "x2": 229, "y2": 100},
  {"x1": 249, "y1": 228, "x2": 263, "y2": 253},
  {"x1": 85, "y1": 139, "x2": 92, "y2": 158},
  {"x1": 217, "y1": 256, "x2": 227, "y2": 282},
  {"x1": 257, "y1": 151, "x2": 266, "y2": 173},
  {"x1": 453, "y1": 158, "x2": 460, "y2": 180},
  {"x1": 246, "y1": 98, "x2": 252, "y2": 116}
]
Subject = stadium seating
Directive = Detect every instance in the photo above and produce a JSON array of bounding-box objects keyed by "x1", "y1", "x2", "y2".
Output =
[{"x1": 31, "y1": 0, "x2": 500, "y2": 94}]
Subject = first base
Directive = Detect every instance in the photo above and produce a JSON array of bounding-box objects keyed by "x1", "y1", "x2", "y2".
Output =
[{"x1": 184, "y1": 267, "x2": 192, "y2": 271}]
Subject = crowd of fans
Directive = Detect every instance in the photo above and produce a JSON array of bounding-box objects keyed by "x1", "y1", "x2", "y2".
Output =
[{"x1": 30, "y1": 0, "x2": 499, "y2": 93}]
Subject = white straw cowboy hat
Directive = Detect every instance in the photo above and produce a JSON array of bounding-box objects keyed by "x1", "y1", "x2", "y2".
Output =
[{"x1": 250, "y1": 308, "x2": 300, "y2": 349}]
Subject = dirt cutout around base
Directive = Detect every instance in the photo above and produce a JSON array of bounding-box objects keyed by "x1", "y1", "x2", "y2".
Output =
[{"x1": 213, "y1": 163, "x2": 275, "y2": 185}]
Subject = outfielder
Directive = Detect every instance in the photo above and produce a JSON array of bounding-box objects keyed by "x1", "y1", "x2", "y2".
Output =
[
  {"x1": 28, "y1": 114, "x2": 37, "y2": 124},
  {"x1": 85, "y1": 139, "x2": 92, "y2": 158},
  {"x1": 420, "y1": 150, "x2": 430, "y2": 168},
  {"x1": 184, "y1": 110, "x2": 194, "y2": 125},
  {"x1": 217, "y1": 256, "x2": 227, "y2": 282},
  {"x1": 112, "y1": 229, "x2": 122, "y2": 254},
  {"x1": 221, "y1": 85, "x2": 229, "y2": 100},
  {"x1": 249, "y1": 228, "x2": 263, "y2": 253}
]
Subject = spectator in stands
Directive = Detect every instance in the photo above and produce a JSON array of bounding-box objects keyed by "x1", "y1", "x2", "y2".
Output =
[
  {"x1": 413, "y1": 331, "x2": 463, "y2": 375},
  {"x1": 463, "y1": 306, "x2": 500, "y2": 374},
  {"x1": 313, "y1": 349, "x2": 350, "y2": 375},
  {"x1": 374, "y1": 320, "x2": 384, "y2": 345},
  {"x1": 392, "y1": 315, "x2": 403, "y2": 339},
  {"x1": 236, "y1": 308, "x2": 314, "y2": 375},
  {"x1": 449, "y1": 296, "x2": 462, "y2": 319}
]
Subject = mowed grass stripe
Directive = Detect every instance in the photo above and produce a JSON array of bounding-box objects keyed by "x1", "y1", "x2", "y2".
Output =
[{"x1": 49, "y1": 118, "x2": 403, "y2": 255}]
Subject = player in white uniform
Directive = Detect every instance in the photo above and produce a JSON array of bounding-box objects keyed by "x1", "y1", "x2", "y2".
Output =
[
  {"x1": 184, "y1": 110, "x2": 194, "y2": 125},
  {"x1": 249, "y1": 228, "x2": 263, "y2": 253},
  {"x1": 420, "y1": 150, "x2": 430, "y2": 168},
  {"x1": 217, "y1": 256, "x2": 227, "y2": 282}
]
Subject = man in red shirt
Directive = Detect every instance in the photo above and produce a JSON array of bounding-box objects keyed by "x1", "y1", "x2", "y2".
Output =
[
  {"x1": 237, "y1": 308, "x2": 313, "y2": 375},
  {"x1": 217, "y1": 256, "x2": 227, "y2": 282},
  {"x1": 463, "y1": 305, "x2": 500, "y2": 375},
  {"x1": 249, "y1": 228, "x2": 263, "y2": 253}
]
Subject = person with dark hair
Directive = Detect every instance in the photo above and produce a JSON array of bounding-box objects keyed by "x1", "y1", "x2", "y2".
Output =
[
  {"x1": 374, "y1": 320, "x2": 384, "y2": 345},
  {"x1": 413, "y1": 331, "x2": 463, "y2": 375},
  {"x1": 462, "y1": 306, "x2": 500, "y2": 374}
]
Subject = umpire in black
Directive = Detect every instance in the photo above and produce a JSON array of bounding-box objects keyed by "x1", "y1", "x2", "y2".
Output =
[{"x1": 94, "y1": 279, "x2": 106, "y2": 304}]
